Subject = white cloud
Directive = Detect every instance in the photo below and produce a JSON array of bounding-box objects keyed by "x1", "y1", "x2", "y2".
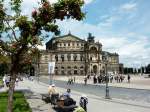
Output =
[
  {"x1": 84, "y1": 0, "x2": 94, "y2": 4},
  {"x1": 120, "y1": 3, "x2": 137, "y2": 11}
]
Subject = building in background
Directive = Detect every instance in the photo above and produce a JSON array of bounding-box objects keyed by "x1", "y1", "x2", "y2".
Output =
[{"x1": 39, "y1": 32, "x2": 122, "y2": 76}]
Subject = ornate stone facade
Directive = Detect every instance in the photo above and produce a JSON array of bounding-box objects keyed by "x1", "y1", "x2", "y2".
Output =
[{"x1": 39, "y1": 33, "x2": 120, "y2": 75}]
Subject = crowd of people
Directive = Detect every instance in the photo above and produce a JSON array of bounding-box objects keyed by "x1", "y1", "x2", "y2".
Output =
[
  {"x1": 67, "y1": 77, "x2": 76, "y2": 85},
  {"x1": 2, "y1": 74, "x2": 22, "y2": 88},
  {"x1": 84, "y1": 74, "x2": 130, "y2": 85}
]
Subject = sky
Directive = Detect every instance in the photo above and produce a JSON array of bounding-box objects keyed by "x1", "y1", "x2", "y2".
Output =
[{"x1": 4, "y1": 0, "x2": 150, "y2": 67}]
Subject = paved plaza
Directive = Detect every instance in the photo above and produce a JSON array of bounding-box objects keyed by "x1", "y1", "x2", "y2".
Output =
[
  {"x1": 48, "y1": 74, "x2": 150, "y2": 90},
  {"x1": 1, "y1": 75, "x2": 150, "y2": 112}
]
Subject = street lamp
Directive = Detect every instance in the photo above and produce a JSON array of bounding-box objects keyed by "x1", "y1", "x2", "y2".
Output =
[{"x1": 105, "y1": 55, "x2": 111, "y2": 99}]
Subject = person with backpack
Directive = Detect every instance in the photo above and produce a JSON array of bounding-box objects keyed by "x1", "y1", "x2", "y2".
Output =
[{"x1": 79, "y1": 94, "x2": 88, "y2": 112}]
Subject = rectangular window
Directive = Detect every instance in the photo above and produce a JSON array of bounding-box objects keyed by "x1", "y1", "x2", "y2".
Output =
[
  {"x1": 74, "y1": 70, "x2": 77, "y2": 75},
  {"x1": 80, "y1": 70, "x2": 84, "y2": 75}
]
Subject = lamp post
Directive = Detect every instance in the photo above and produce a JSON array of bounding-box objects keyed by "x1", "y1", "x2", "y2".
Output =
[{"x1": 105, "y1": 57, "x2": 110, "y2": 99}]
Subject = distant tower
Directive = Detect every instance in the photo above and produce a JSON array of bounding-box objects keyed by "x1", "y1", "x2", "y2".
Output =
[
  {"x1": 68, "y1": 30, "x2": 71, "y2": 35},
  {"x1": 87, "y1": 33, "x2": 95, "y2": 43}
]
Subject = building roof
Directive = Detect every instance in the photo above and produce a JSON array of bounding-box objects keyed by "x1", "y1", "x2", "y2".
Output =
[
  {"x1": 45, "y1": 33, "x2": 85, "y2": 48},
  {"x1": 102, "y1": 51, "x2": 119, "y2": 56}
]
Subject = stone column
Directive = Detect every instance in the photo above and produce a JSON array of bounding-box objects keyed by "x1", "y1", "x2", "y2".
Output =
[
  {"x1": 58, "y1": 54, "x2": 61, "y2": 61},
  {"x1": 71, "y1": 54, "x2": 74, "y2": 61},
  {"x1": 77, "y1": 54, "x2": 80, "y2": 61},
  {"x1": 64, "y1": 54, "x2": 67, "y2": 61}
]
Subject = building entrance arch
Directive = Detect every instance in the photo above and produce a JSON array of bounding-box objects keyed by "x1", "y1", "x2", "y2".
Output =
[{"x1": 93, "y1": 65, "x2": 97, "y2": 74}]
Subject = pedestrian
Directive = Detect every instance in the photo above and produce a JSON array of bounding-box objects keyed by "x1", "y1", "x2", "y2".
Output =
[
  {"x1": 84, "y1": 77, "x2": 87, "y2": 85},
  {"x1": 16, "y1": 78, "x2": 19, "y2": 86},
  {"x1": 5, "y1": 76, "x2": 10, "y2": 87},
  {"x1": 71, "y1": 78, "x2": 73, "y2": 84},
  {"x1": 110, "y1": 75, "x2": 113, "y2": 83},
  {"x1": 3, "y1": 75, "x2": 6, "y2": 87},
  {"x1": 127, "y1": 74, "x2": 131, "y2": 83},
  {"x1": 73, "y1": 77, "x2": 76, "y2": 83},
  {"x1": 79, "y1": 94, "x2": 88, "y2": 112}
]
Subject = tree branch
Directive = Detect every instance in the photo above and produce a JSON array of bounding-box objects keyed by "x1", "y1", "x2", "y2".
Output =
[
  {"x1": 5, "y1": 20, "x2": 19, "y2": 42},
  {"x1": 0, "y1": 40, "x2": 13, "y2": 53}
]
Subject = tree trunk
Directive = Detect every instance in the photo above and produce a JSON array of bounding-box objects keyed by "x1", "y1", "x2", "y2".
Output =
[
  {"x1": 7, "y1": 71, "x2": 16, "y2": 112},
  {"x1": 7, "y1": 55, "x2": 17, "y2": 112}
]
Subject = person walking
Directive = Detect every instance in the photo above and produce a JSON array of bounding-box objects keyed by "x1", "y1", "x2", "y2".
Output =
[
  {"x1": 73, "y1": 77, "x2": 76, "y2": 83},
  {"x1": 127, "y1": 74, "x2": 131, "y2": 83},
  {"x1": 84, "y1": 77, "x2": 87, "y2": 85},
  {"x1": 79, "y1": 94, "x2": 88, "y2": 112},
  {"x1": 2, "y1": 75, "x2": 6, "y2": 87}
]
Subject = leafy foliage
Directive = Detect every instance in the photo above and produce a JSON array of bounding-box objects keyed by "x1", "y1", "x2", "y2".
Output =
[
  {"x1": 0, "y1": 0, "x2": 85, "y2": 70},
  {"x1": 0, "y1": 1, "x2": 85, "y2": 111}
]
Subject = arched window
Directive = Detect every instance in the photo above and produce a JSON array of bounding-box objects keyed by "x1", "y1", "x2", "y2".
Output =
[
  {"x1": 74, "y1": 66, "x2": 77, "y2": 69},
  {"x1": 55, "y1": 70, "x2": 58, "y2": 75},
  {"x1": 67, "y1": 54, "x2": 71, "y2": 61},
  {"x1": 55, "y1": 55, "x2": 58, "y2": 61},
  {"x1": 80, "y1": 55, "x2": 84, "y2": 61},
  {"x1": 74, "y1": 70, "x2": 77, "y2": 75},
  {"x1": 90, "y1": 46, "x2": 97, "y2": 52},
  {"x1": 80, "y1": 66, "x2": 84, "y2": 69},
  {"x1": 73, "y1": 54, "x2": 77, "y2": 61},
  {"x1": 68, "y1": 66, "x2": 71, "y2": 69},
  {"x1": 55, "y1": 67, "x2": 58, "y2": 69},
  {"x1": 61, "y1": 66, "x2": 64, "y2": 69},
  {"x1": 61, "y1": 54, "x2": 64, "y2": 61},
  {"x1": 67, "y1": 70, "x2": 71, "y2": 75},
  {"x1": 90, "y1": 57, "x2": 92, "y2": 61},
  {"x1": 80, "y1": 70, "x2": 84, "y2": 75},
  {"x1": 61, "y1": 70, "x2": 65, "y2": 75}
]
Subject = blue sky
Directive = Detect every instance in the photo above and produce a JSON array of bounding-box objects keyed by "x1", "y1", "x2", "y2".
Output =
[{"x1": 4, "y1": 0, "x2": 150, "y2": 67}]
